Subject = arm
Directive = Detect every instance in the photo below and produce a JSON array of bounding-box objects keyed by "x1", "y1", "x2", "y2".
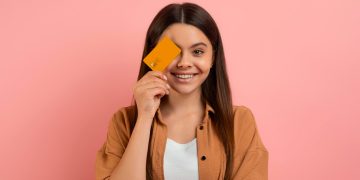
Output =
[
  {"x1": 109, "y1": 116, "x2": 152, "y2": 180},
  {"x1": 96, "y1": 71, "x2": 170, "y2": 180},
  {"x1": 95, "y1": 109, "x2": 152, "y2": 180},
  {"x1": 232, "y1": 106, "x2": 269, "y2": 180}
]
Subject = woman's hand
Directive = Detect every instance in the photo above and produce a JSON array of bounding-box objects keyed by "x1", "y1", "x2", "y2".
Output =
[{"x1": 133, "y1": 71, "x2": 170, "y2": 123}]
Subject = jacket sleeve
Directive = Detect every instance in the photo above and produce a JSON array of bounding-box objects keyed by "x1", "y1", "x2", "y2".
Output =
[
  {"x1": 232, "y1": 106, "x2": 269, "y2": 180},
  {"x1": 95, "y1": 107, "x2": 132, "y2": 180}
]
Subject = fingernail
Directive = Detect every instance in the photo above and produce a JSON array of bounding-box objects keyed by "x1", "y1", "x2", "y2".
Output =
[
  {"x1": 163, "y1": 75, "x2": 167, "y2": 80},
  {"x1": 166, "y1": 84, "x2": 170, "y2": 89}
]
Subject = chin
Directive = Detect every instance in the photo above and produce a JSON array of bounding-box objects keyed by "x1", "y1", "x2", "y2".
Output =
[{"x1": 170, "y1": 86, "x2": 200, "y2": 95}]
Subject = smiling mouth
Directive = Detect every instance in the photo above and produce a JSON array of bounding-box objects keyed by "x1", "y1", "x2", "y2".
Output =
[{"x1": 171, "y1": 73, "x2": 198, "y2": 80}]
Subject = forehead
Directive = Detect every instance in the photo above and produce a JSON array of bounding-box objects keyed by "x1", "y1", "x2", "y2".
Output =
[{"x1": 159, "y1": 23, "x2": 212, "y2": 49}]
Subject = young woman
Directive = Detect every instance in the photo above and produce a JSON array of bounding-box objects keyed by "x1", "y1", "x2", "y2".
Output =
[{"x1": 96, "y1": 3, "x2": 268, "y2": 180}]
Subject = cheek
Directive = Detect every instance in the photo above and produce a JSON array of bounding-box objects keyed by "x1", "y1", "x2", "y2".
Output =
[{"x1": 195, "y1": 59, "x2": 213, "y2": 72}]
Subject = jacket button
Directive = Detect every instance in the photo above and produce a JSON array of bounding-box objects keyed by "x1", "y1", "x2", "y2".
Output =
[
  {"x1": 201, "y1": 156, "x2": 206, "y2": 161},
  {"x1": 199, "y1": 125, "x2": 204, "y2": 130}
]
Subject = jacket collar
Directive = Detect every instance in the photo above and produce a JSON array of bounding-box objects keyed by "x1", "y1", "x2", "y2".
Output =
[{"x1": 205, "y1": 101, "x2": 215, "y2": 114}]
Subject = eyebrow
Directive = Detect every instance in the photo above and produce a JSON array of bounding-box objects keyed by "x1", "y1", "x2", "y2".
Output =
[
  {"x1": 190, "y1": 42, "x2": 207, "y2": 48},
  {"x1": 175, "y1": 42, "x2": 208, "y2": 49}
]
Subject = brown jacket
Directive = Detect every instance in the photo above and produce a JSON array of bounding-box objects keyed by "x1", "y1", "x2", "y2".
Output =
[{"x1": 95, "y1": 103, "x2": 268, "y2": 180}]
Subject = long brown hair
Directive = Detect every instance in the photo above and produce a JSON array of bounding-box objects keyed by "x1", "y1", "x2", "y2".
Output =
[{"x1": 130, "y1": 3, "x2": 234, "y2": 179}]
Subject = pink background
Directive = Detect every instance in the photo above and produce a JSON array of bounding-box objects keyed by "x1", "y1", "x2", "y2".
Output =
[{"x1": 1, "y1": 0, "x2": 359, "y2": 179}]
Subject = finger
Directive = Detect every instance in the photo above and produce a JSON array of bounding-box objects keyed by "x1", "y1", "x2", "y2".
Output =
[
  {"x1": 137, "y1": 74, "x2": 169, "y2": 87},
  {"x1": 139, "y1": 79, "x2": 170, "y2": 89},
  {"x1": 136, "y1": 81, "x2": 170, "y2": 94},
  {"x1": 146, "y1": 87, "x2": 168, "y2": 98},
  {"x1": 145, "y1": 71, "x2": 167, "y2": 81}
]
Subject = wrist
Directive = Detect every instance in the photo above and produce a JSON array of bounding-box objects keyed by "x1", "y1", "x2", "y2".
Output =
[{"x1": 136, "y1": 116, "x2": 153, "y2": 128}]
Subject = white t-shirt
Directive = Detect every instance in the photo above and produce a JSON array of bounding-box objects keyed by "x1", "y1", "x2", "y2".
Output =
[{"x1": 163, "y1": 138, "x2": 199, "y2": 180}]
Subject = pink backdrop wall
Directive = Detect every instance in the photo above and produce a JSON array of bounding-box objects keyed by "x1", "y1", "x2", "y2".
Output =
[{"x1": 1, "y1": 0, "x2": 359, "y2": 179}]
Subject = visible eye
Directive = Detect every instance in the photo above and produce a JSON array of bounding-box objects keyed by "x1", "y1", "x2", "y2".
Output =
[{"x1": 193, "y1": 49, "x2": 204, "y2": 56}]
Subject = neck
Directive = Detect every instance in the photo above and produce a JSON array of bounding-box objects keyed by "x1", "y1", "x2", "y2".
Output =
[{"x1": 160, "y1": 88, "x2": 204, "y2": 116}]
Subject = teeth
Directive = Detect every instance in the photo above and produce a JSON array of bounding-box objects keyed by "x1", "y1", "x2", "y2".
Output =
[{"x1": 175, "y1": 74, "x2": 194, "y2": 79}]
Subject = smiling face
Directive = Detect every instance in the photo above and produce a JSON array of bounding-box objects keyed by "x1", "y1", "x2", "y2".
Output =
[{"x1": 159, "y1": 23, "x2": 214, "y2": 96}]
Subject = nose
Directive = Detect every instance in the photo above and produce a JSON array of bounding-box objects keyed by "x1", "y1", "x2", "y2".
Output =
[{"x1": 176, "y1": 52, "x2": 192, "y2": 69}]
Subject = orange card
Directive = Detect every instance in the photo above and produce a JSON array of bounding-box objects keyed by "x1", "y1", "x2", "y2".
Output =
[{"x1": 143, "y1": 36, "x2": 181, "y2": 71}]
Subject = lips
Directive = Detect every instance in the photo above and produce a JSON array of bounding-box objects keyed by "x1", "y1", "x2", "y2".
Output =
[
  {"x1": 171, "y1": 72, "x2": 198, "y2": 80},
  {"x1": 175, "y1": 74, "x2": 193, "y2": 79}
]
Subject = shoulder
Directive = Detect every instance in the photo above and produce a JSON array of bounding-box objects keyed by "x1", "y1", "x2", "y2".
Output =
[
  {"x1": 107, "y1": 105, "x2": 137, "y2": 137},
  {"x1": 112, "y1": 105, "x2": 137, "y2": 123},
  {"x1": 232, "y1": 105, "x2": 254, "y2": 116},
  {"x1": 232, "y1": 105, "x2": 267, "y2": 152},
  {"x1": 232, "y1": 105, "x2": 256, "y2": 126},
  {"x1": 232, "y1": 105, "x2": 258, "y2": 140}
]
